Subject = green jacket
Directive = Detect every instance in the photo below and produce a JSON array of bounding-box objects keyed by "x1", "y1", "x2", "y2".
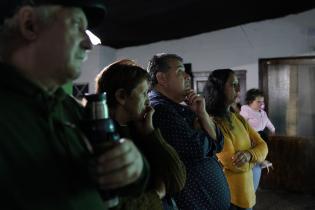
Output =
[{"x1": 0, "y1": 62, "x2": 148, "y2": 210}]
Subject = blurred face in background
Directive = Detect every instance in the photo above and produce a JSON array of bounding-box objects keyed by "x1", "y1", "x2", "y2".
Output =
[
  {"x1": 163, "y1": 58, "x2": 190, "y2": 103},
  {"x1": 249, "y1": 96, "x2": 265, "y2": 111},
  {"x1": 123, "y1": 79, "x2": 150, "y2": 121},
  {"x1": 224, "y1": 73, "x2": 239, "y2": 106}
]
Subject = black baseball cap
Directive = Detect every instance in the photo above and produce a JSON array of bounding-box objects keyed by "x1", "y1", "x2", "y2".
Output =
[{"x1": 0, "y1": 0, "x2": 107, "y2": 28}]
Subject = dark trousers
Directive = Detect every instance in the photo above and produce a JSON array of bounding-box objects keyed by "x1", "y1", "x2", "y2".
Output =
[{"x1": 258, "y1": 130, "x2": 268, "y2": 141}]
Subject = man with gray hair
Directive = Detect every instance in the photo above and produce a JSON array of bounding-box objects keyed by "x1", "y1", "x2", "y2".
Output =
[
  {"x1": 0, "y1": 1, "x2": 148, "y2": 209},
  {"x1": 148, "y1": 53, "x2": 231, "y2": 210}
]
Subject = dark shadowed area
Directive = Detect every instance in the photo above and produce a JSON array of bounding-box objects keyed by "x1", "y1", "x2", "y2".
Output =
[{"x1": 93, "y1": 1, "x2": 315, "y2": 48}]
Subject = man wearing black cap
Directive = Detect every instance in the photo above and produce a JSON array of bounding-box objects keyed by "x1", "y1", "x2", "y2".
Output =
[{"x1": 0, "y1": 1, "x2": 148, "y2": 209}]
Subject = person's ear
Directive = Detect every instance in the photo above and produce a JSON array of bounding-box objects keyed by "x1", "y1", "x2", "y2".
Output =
[
  {"x1": 156, "y1": 72, "x2": 168, "y2": 87},
  {"x1": 115, "y1": 89, "x2": 127, "y2": 106},
  {"x1": 17, "y1": 6, "x2": 40, "y2": 41}
]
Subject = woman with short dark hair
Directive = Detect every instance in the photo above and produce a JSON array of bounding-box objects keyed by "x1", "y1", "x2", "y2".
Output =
[
  {"x1": 95, "y1": 59, "x2": 186, "y2": 210},
  {"x1": 240, "y1": 88, "x2": 275, "y2": 192}
]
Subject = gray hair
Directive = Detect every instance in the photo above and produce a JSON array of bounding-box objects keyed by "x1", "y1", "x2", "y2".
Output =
[
  {"x1": 147, "y1": 53, "x2": 183, "y2": 88},
  {"x1": 0, "y1": 5, "x2": 58, "y2": 61}
]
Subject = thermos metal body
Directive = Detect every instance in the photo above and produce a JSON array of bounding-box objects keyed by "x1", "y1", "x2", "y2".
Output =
[{"x1": 84, "y1": 92, "x2": 120, "y2": 208}]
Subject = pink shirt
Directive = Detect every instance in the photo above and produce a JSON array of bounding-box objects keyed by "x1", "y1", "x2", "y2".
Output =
[{"x1": 240, "y1": 105, "x2": 275, "y2": 133}]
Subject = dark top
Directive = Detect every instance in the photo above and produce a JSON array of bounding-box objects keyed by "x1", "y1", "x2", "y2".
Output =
[
  {"x1": 149, "y1": 90, "x2": 231, "y2": 210},
  {"x1": 115, "y1": 123, "x2": 186, "y2": 210},
  {"x1": 0, "y1": 62, "x2": 148, "y2": 210}
]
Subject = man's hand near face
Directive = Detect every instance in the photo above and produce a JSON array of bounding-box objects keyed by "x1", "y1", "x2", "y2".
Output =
[
  {"x1": 184, "y1": 89, "x2": 207, "y2": 116},
  {"x1": 185, "y1": 89, "x2": 217, "y2": 140}
]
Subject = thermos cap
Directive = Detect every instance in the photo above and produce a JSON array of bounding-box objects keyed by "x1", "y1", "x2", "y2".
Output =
[{"x1": 85, "y1": 92, "x2": 106, "y2": 102}]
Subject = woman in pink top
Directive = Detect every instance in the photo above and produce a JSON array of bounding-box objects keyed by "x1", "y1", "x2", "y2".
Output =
[
  {"x1": 240, "y1": 88, "x2": 275, "y2": 192},
  {"x1": 240, "y1": 89, "x2": 275, "y2": 136}
]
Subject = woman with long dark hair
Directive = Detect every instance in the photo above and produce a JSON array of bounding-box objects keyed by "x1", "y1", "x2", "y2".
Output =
[{"x1": 203, "y1": 69, "x2": 268, "y2": 210}]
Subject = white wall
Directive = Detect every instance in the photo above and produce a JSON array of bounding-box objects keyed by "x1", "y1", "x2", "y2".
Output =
[
  {"x1": 79, "y1": 9, "x2": 315, "y2": 91},
  {"x1": 75, "y1": 45, "x2": 116, "y2": 92}
]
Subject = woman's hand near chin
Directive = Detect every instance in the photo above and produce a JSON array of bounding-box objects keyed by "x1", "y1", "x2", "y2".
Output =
[{"x1": 133, "y1": 105, "x2": 155, "y2": 136}]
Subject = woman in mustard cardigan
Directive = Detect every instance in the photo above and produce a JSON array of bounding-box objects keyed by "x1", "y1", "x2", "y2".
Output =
[{"x1": 203, "y1": 69, "x2": 268, "y2": 210}]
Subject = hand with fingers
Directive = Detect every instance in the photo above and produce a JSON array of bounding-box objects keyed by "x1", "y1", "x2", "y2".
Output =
[
  {"x1": 133, "y1": 105, "x2": 155, "y2": 136},
  {"x1": 184, "y1": 89, "x2": 207, "y2": 117},
  {"x1": 91, "y1": 138, "x2": 144, "y2": 190},
  {"x1": 185, "y1": 89, "x2": 217, "y2": 140},
  {"x1": 232, "y1": 151, "x2": 252, "y2": 168},
  {"x1": 154, "y1": 178, "x2": 166, "y2": 199}
]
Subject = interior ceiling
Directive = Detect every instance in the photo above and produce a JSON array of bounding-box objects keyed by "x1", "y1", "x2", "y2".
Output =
[{"x1": 93, "y1": 1, "x2": 315, "y2": 49}]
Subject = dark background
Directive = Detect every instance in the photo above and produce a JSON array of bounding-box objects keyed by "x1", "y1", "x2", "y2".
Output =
[{"x1": 93, "y1": 1, "x2": 315, "y2": 48}]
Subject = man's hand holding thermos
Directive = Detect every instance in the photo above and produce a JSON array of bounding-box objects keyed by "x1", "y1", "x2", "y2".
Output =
[{"x1": 84, "y1": 93, "x2": 144, "y2": 208}]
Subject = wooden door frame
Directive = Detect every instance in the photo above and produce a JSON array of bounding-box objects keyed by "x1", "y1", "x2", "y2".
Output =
[{"x1": 259, "y1": 56, "x2": 315, "y2": 113}]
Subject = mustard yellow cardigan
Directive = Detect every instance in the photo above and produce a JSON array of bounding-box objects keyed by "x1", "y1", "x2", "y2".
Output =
[{"x1": 215, "y1": 113, "x2": 268, "y2": 208}]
